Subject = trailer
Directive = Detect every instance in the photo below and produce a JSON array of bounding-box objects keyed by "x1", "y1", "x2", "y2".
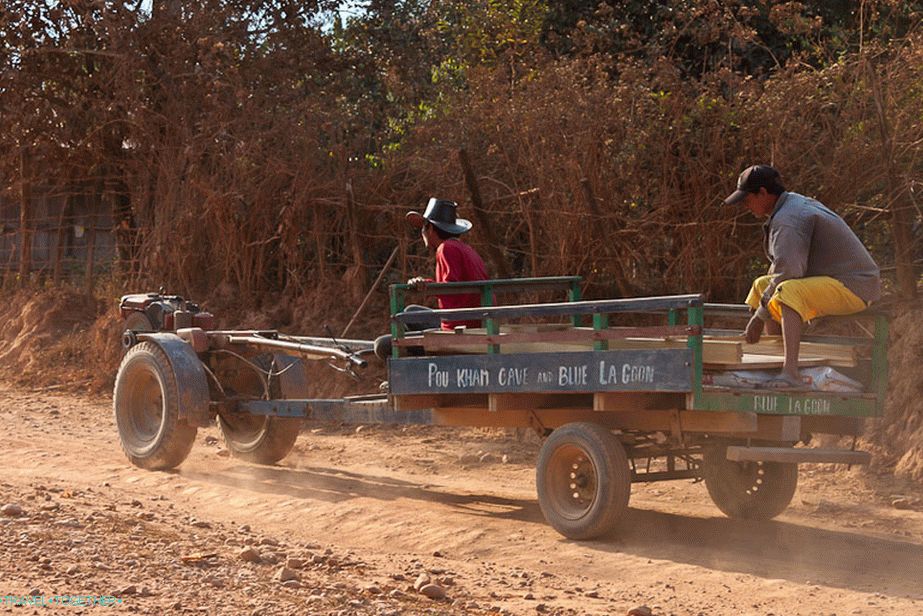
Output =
[{"x1": 113, "y1": 277, "x2": 888, "y2": 540}]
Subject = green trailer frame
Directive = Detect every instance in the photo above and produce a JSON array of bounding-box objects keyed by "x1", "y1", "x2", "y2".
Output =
[
  {"x1": 387, "y1": 275, "x2": 887, "y2": 421},
  {"x1": 380, "y1": 275, "x2": 886, "y2": 538}
]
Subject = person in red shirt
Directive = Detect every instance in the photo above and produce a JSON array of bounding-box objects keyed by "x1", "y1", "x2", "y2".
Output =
[{"x1": 374, "y1": 198, "x2": 489, "y2": 360}]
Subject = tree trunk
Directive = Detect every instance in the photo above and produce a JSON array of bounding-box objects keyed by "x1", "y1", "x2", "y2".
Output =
[
  {"x1": 458, "y1": 148, "x2": 512, "y2": 278},
  {"x1": 312, "y1": 199, "x2": 327, "y2": 280},
  {"x1": 345, "y1": 180, "x2": 368, "y2": 301},
  {"x1": 18, "y1": 148, "x2": 32, "y2": 285}
]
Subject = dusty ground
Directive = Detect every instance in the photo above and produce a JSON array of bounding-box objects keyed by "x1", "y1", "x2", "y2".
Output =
[{"x1": 1, "y1": 382, "x2": 923, "y2": 616}]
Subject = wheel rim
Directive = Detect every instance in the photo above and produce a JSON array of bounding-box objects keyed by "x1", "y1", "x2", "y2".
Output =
[
  {"x1": 124, "y1": 367, "x2": 166, "y2": 453},
  {"x1": 218, "y1": 413, "x2": 269, "y2": 450},
  {"x1": 546, "y1": 444, "x2": 599, "y2": 521},
  {"x1": 725, "y1": 459, "x2": 766, "y2": 496}
]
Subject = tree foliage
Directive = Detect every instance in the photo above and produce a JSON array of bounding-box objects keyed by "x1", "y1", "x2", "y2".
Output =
[{"x1": 1, "y1": 0, "x2": 921, "y2": 313}]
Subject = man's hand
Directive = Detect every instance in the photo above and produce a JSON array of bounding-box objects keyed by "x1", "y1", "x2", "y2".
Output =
[
  {"x1": 406, "y1": 276, "x2": 427, "y2": 290},
  {"x1": 744, "y1": 314, "x2": 764, "y2": 344}
]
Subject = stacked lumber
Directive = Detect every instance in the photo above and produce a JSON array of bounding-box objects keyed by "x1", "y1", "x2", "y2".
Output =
[
  {"x1": 399, "y1": 327, "x2": 857, "y2": 370},
  {"x1": 704, "y1": 335, "x2": 857, "y2": 369}
]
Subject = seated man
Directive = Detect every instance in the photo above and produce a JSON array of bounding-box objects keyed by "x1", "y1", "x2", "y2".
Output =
[
  {"x1": 374, "y1": 198, "x2": 488, "y2": 360},
  {"x1": 723, "y1": 164, "x2": 881, "y2": 388}
]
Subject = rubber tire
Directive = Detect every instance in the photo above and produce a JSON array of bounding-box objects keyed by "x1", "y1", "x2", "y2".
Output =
[
  {"x1": 113, "y1": 342, "x2": 197, "y2": 470},
  {"x1": 218, "y1": 415, "x2": 301, "y2": 465},
  {"x1": 216, "y1": 355, "x2": 303, "y2": 465},
  {"x1": 536, "y1": 422, "x2": 631, "y2": 540},
  {"x1": 703, "y1": 444, "x2": 798, "y2": 520}
]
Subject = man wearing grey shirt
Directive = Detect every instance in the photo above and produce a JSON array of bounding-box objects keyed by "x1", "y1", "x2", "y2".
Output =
[{"x1": 724, "y1": 165, "x2": 881, "y2": 388}]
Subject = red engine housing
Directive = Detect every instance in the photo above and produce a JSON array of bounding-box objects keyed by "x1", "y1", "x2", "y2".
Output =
[{"x1": 119, "y1": 292, "x2": 213, "y2": 332}]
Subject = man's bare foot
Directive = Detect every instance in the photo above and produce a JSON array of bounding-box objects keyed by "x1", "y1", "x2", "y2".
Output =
[{"x1": 744, "y1": 314, "x2": 764, "y2": 344}]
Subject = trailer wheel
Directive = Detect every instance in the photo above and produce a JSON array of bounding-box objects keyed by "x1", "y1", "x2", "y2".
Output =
[
  {"x1": 113, "y1": 342, "x2": 197, "y2": 470},
  {"x1": 536, "y1": 422, "x2": 631, "y2": 540},
  {"x1": 217, "y1": 414, "x2": 302, "y2": 465},
  {"x1": 703, "y1": 444, "x2": 798, "y2": 520},
  {"x1": 217, "y1": 355, "x2": 303, "y2": 465}
]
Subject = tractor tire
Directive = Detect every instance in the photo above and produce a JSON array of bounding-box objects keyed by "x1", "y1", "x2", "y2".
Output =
[
  {"x1": 216, "y1": 354, "x2": 304, "y2": 465},
  {"x1": 113, "y1": 342, "x2": 197, "y2": 470},
  {"x1": 703, "y1": 443, "x2": 798, "y2": 520},
  {"x1": 536, "y1": 422, "x2": 631, "y2": 540},
  {"x1": 217, "y1": 414, "x2": 302, "y2": 465}
]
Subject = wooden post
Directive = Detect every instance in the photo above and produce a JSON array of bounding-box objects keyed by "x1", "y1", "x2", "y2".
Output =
[
  {"x1": 85, "y1": 224, "x2": 96, "y2": 292},
  {"x1": 457, "y1": 148, "x2": 512, "y2": 278},
  {"x1": 53, "y1": 181, "x2": 74, "y2": 283},
  {"x1": 18, "y1": 148, "x2": 32, "y2": 284},
  {"x1": 53, "y1": 206, "x2": 67, "y2": 283}
]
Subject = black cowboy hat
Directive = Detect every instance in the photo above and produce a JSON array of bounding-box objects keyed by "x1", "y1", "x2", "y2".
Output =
[{"x1": 406, "y1": 198, "x2": 472, "y2": 235}]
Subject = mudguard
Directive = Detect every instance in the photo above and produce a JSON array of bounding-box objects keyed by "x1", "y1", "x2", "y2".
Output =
[
  {"x1": 272, "y1": 353, "x2": 310, "y2": 399},
  {"x1": 136, "y1": 332, "x2": 212, "y2": 427}
]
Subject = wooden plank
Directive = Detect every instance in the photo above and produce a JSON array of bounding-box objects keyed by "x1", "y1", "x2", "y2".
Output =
[
  {"x1": 391, "y1": 393, "x2": 487, "y2": 411},
  {"x1": 678, "y1": 410, "x2": 759, "y2": 433},
  {"x1": 430, "y1": 407, "x2": 758, "y2": 433},
  {"x1": 755, "y1": 415, "x2": 802, "y2": 441},
  {"x1": 705, "y1": 354, "x2": 830, "y2": 370},
  {"x1": 392, "y1": 394, "x2": 439, "y2": 411},
  {"x1": 594, "y1": 391, "x2": 686, "y2": 412},
  {"x1": 490, "y1": 393, "x2": 538, "y2": 412},
  {"x1": 705, "y1": 335, "x2": 860, "y2": 366},
  {"x1": 432, "y1": 408, "x2": 584, "y2": 428},
  {"x1": 607, "y1": 409, "x2": 759, "y2": 434},
  {"x1": 801, "y1": 415, "x2": 864, "y2": 436},
  {"x1": 488, "y1": 393, "x2": 594, "y2": 412},
  {"x1": 726, "y1": 446, "x2": 871, "y2": 465},
  {"x1": 388, "y1": 349, "x2": 692, "y2": 395},
  {"x1": 739, "y1": 336, "x2": 858, "y2": 363},
  {"x1": 426, "y1": 408, "x2": 657, "y2": 431},
  {"x1": 699, "y1": 339, "x2": 740, "y2": 364}
]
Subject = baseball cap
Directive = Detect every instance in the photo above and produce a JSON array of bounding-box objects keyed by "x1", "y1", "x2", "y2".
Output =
[{"x1": 724, "y1": 165, "x2": 781, "y2": 205}]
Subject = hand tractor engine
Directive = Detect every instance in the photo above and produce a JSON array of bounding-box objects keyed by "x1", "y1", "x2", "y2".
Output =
[{"x1": 119, "y1": 290, "x2": 215, "y2": 345}]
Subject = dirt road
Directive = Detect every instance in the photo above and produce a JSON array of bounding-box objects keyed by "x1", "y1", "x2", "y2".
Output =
[{"x1": 1, "y1": 382, "x2": 922, "y2": 616}]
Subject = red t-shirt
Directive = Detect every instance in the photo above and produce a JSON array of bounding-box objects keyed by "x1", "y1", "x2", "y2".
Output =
[{"x1": 434, "y1": 239, "x2": 488, "y2": 330}]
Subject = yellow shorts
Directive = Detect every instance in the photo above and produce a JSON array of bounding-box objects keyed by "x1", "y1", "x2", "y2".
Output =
[{"x1": 745, "y1": 275, "x2": 867, "y2": 323}]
